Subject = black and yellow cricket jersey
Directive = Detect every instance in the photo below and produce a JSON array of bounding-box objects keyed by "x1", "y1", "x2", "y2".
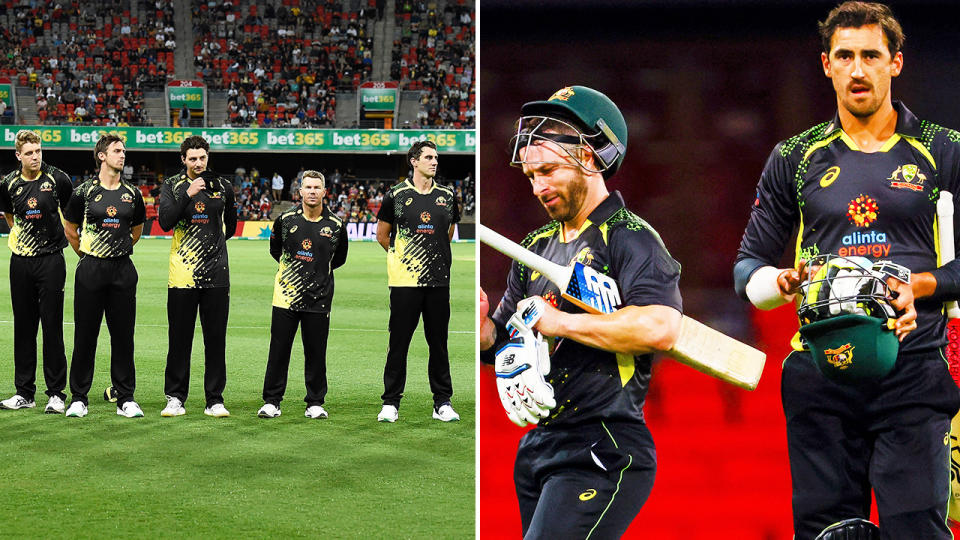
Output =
[
  {"x1": 158, "y1": 172, "x2": 237, "y2": 288},
  {"x1": 377, "y1": 179, "x2": 460, "y2": 287},
  {"x1": 64, "y1": 178, "x2": 145, "y2": 258},
  {"x1": 490, "y1": 192, "x2": 682, "y2": 427},
  {"x1": 736, "y1": 102, "x2": 960, "y2": 354},
  {"x1": 0, "y1": 162, "x2": 72, "y2": 256},
  {"x1": 270, "y1": 206, "x2": 348, "y2": 313}
]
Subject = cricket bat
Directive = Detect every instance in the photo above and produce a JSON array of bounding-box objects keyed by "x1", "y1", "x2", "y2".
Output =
[
  {"x1": 479, "y1": 224, "x2": 766, "y2": 390},
  {"x1": 936, "y1": 192, "x2": 960, "y2": 522}
]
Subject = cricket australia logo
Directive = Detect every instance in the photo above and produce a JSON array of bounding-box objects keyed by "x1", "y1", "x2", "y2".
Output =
[
  {"x1": 40, "y1": 181, "x2": 53, "y2": 192},
  {"x1": 435, "y1": 196, "x2": 446, "y2": 206},
  {"x1": 887, "y1": 164, "x2": 926, "y2": 192},
  {"x1": 106, "y1": 205, "x2": 118, "y2": 217},
  {"x1": 847, "y1": 194, "x2": 878, "y2": 228},
  {"x1": 549, "y1": 87, "x2": 576, "y2": 102},
  {"x1": 319, "y1": 226, "x2": 333, "y2": 238},
  {"x1": 824, "y1": 343, "x2": 855, "y2": 370},
  {"x1": 121, "y1": 192, "x2": 133, "y2": 203},
  {"x1": 195, "y1": 201, "x2": 205, "y2": 213}
]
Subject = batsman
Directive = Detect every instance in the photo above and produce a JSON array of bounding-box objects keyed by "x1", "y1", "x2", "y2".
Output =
[
  {"x1": 479, "y1": 86, "x2": 683, "y2": 538},
  {"x1": 734, "y1": 2, "x2": 960, "y2": 538}
]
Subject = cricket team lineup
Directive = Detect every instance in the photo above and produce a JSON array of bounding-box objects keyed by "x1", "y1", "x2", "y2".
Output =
[{"x1": 0, "y1": 129, "x2": 463, "y2": 423}]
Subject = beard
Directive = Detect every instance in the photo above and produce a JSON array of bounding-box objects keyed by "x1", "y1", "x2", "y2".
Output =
[{"x1": 541, "y1": 172, "x2": 588, "y2": 222}]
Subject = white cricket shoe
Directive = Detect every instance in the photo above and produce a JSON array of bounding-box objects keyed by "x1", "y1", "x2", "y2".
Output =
[
  {"x1": 204, "y1": 403, "x2": 230, "y2": 418},
  {"x1": 161, "y1": 396, "x2": 185, "y2": 417},
  {"x1": 305, "y1": 405, "x2": 328, "y2": 419},
  {"x1": 257, "y1": 403, "x2": 281, "y2": 418},
  {"x1": 433, "y1": 403, "x2": 460, "y2": 422},
  {"x1": 0, "y1": 394, "x2": 35, "y2": 410},
  {"x1": 65, "y1": 401, "x2": 88, "y2": 418},
  {"x1": 377, "y1": 404, "x2": 399, "y2": 423},
  {"x1": 44, "y1": 395, "x2": 65, "y2": 414},
  {"x1": 117, "y1": 401, "x2": 144, "y2": 418}
]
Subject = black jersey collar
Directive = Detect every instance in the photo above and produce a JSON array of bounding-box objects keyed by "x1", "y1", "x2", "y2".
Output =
[
  {"x1": 585, "y1": 190, "x2": 626, "y2": 226},
  {"x1": 824, "y1": 101, "x2": 922, "y2": 138}
]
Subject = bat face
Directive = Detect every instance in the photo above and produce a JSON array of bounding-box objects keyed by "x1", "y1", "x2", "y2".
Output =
[{"x1": 563, "y1": 262, "x2": 621, "y2": 314}]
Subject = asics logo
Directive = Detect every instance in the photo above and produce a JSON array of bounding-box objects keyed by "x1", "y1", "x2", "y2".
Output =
[{"x1": 579, "y1": 489, "x2": 597, "y2": 501}]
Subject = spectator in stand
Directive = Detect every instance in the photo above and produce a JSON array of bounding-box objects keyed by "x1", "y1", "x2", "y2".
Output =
[{"x1": 272, "y1": 171, "x2": 285, "y2": 202}]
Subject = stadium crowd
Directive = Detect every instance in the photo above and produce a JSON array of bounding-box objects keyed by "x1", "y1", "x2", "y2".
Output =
[{"x1": 0, "y1": 0, "x2": 175, "y2": 126}]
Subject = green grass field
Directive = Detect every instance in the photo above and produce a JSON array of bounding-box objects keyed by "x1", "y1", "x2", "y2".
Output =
[{"x1": 0, "y1": 238, "x2": 475, "y2": 538}]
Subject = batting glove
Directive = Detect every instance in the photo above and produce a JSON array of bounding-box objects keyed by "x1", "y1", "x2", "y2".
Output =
[{"x1": 494, "y1": 297, "x2": 556, "y2": 427}]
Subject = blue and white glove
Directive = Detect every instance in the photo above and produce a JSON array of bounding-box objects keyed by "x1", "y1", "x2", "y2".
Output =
[{"x1": 495, "y1": 297, "x2": 555, "y2": 427}]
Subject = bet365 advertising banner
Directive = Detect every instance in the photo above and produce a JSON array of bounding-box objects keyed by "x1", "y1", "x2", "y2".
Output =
[{"x1": 0, "y1": 126, "x2": 476, "y2": 154}]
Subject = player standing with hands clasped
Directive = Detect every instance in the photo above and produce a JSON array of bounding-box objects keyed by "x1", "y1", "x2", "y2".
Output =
[
  {"x1": 258, "y1": 171, "x2": 348, "y2": 419},
  {"x1": 0, "y1": 130, "x2": 72, "y2": 413},
  {"x1": 734, "y1": 3, "x2": 960, "y2": 538},
  {"x1": 478, "y1": 86, "x2": 683, "y2": 538},
  {"x1": 375, "y1": 140, "x2": 461, "y2": 423},
  {"x1": 62, "y1": 134, "x2": 146, "y2": 418},
  {"x1": 158, "y1": 135, "x2": 236, "y2": 418}
]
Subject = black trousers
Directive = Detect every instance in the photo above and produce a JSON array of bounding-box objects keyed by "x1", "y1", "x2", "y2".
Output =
[
  {"x1": 164, "y1": 287, "x2": 229, "y2": 407},
  {"x1": 9, "y1": 252, "x2": 67, "y2": 400},
  {"x1": 381, "y1": 286, "x2": 452, "y2": 408},
  {"x1": 69, "y1": 256, "x2": 138, "y2": 406},
  {"x1": 782, "y1": 349, "x2": 960, "y2": 540},
  {"x1": 262, "y1": 307, "x2": 330, "y2": 407},
  {"x1": 515, "y1": 422, "x2": 657, "y2": 539}
]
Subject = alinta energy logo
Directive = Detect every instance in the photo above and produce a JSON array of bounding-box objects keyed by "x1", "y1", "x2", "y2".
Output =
[{"x1": 847, "y1": 194, "x2": 878, "y2": 228}]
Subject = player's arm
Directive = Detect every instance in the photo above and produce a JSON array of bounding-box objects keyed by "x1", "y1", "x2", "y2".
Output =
[
  {"x1": 375, "y1": 189, "x2": 394, "y2": 252},
  {"x1": 62, "y1": 188, "x2": 85, "y2": 257},
  {"x1": 534, "y1": 303, "x2": 681, "y2": 355},
  {"x1": 2, "y1": 213, "x2": 11, "y2": 229},
  {"x1": 222, "y1": 179, "x2": 237, "y2": 240},
  {"x1": 733, "y1": 144, "x2": 802, "y2": 308},
  {"x1": 157, "y1": 178, "x2": 196, "y2": 231},
  {"x1": 63, "y1": 220, "x2": 81, "y2": 257},
  {"x1": 331, "y1": 222, "x2": 348, "y2": 270},
  {"x1": 481, "y1": 258, "x2": 535, "y2": 361},
  {"x1": 131, "y1": 190, "x2": 146, "y2": 245},
  {"x1": 376, "y1": 220, "x2": 391, "y2": 251},
  {"x1": 269, "y1": 215, "x2": 283, "y2": 261},
  {"x1": 53, "y1": 168, "x2": 74, "y2": 212}
]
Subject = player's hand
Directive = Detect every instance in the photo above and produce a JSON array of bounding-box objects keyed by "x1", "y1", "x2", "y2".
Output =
[
  {"x1": 186, "y1": 177, "x2": 206, "y2": 197},
  {"x1": 777, "y1": 260, "x2": 815, "y2": 299},
  {"x1": 885, "y1": 276, "x2": 917, "y2": 341},
  {"x1": 518, "y1": 295, "x2": 565, "y2": 337},
  {"x1": 494, "y1": 302, "x2": 556, "y2": 427},
  {"x1": 479, "y1": 287, "x2": 496, "y2": 351}
]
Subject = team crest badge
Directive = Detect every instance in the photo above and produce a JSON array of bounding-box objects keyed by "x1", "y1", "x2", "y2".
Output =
[
  {"x1": 573, "y1": 247, "x2": 595, "y2": 267},
  {"x1": 420, "y1": 211, "x2": 431, "y2": 223},
  {"x1": 319, "y1": 226, "x2": 333, "y2": 238},
  {"x1": 210, "y1": 191, "x2": 221, "y2": 199},
  {"x1": 40, "y1": 181, "x2": 53, "y2": 192},
  {"x1": 27, "y1": 197, "x2": 37, "y2": 209},
  {"x1": 195, "y1": 201, "x2": 205, "y2": 213},
  {"x1": 436, "y1": 196, "x2": 446, "y2": 206},
  {"x1": 847, "y1": 194, "x2": 878, "y2": 228},
  {"x1": 887, "y1": 164, "x2": 926, "y2": 191},
  {"x1": 121, "y1": 192, "x2": 133, "y2": 203},
  {"x1": 824, "y1": 343, "x2": 855, "y2": 370},
  {"x1": 301, "y1": 238, "x2": 312, "y2": 250},
  {"x1": 548, "y1": 87, "x2": 575, "y2": 102}
]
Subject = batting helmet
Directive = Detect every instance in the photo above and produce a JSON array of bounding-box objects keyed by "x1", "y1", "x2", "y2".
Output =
[{"x1": 511, "y1": 85, "x2": 628, "y2": 179}]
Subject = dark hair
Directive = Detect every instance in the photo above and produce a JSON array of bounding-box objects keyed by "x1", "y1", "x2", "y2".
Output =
[
  {"x1": 407, "y1": 140, "x2": 438, "y2": 169},
  {"x1": 93, "y1": 134, "x2": 125, "y2": 169},
  {"x1": 819, "y1": 1, "x2": 905, "y2": 56},
  {"x1": 180, "y1": 135, "x2": 210, "y2": 157}
]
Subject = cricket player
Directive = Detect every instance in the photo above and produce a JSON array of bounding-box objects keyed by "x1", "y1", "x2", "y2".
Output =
[
  {"x1": 157, "y1": 136, "x2": 236, "y2": 418},
  {"x1": 63, "y1": 134, "x2": 146, "y2": 418},
  {"x1": 375, "y1": 140, "x2": 461, "y2": 423},
  {"x1": 478, "y1": 85, "x2": 683, "y2": 538},
  {"x1": 0, "y1": 130, "x2": 72, "y2": 414},
  {"x1": 257, "y1": 171, "x2": 348, "y2": 419},
  {"x1": 734, "y1": 3, "x2": 960, "y2": 537}
]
